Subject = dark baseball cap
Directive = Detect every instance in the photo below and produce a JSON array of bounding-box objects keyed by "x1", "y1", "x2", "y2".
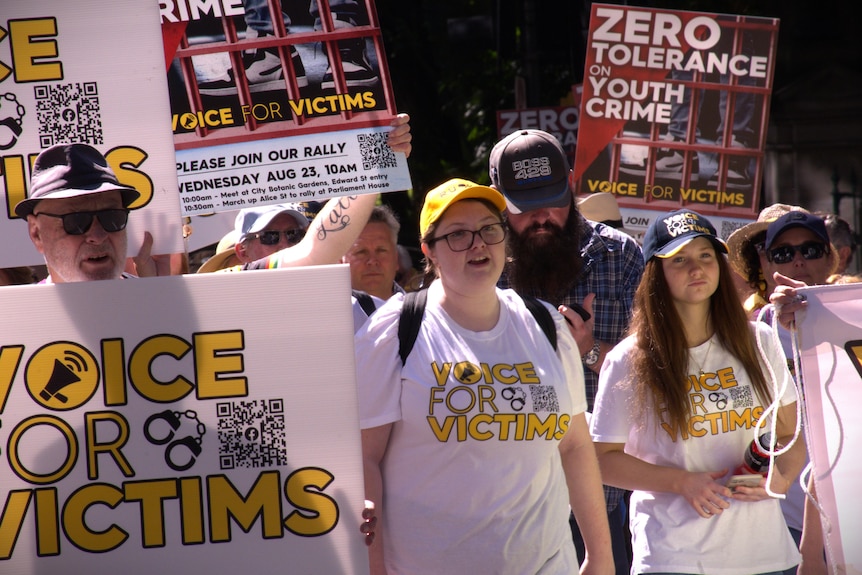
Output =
[
  {"x1": 642, "y1": 209, "x2": 727, "y2": 262},
  {"x1": 488, "y1": 129, "x2": 571, "y2": 214},
  {"x1": 15, "y1": 143, "x2": 140, "y2": 217},
  {"x1": 764, "y1": 211, "x2": 830, "y2": 252}
]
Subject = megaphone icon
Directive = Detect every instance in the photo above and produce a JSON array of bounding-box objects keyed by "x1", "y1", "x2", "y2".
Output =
[{"x1": 39, "y1": 359, "x2": 81, "y2": 403}]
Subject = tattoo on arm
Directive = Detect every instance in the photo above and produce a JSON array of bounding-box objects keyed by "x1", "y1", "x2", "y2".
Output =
[{"x1": 315, "y1": 195, "x2": 357, "y2": 241}]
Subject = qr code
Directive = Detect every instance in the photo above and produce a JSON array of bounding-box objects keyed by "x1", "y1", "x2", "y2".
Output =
[
  {"x1": 358, "y1": 132, "x2": 397, "y2": 170},
  {"x1": 34, "y1": 82, "x2": 103, "y2": 148},
  {"x1": 729, "y1": 385, "x2": 754, "y2": 409},
  {"x1": 720, "y1": 220, "x2": 746, "y2": 241},
  {"x1": 217, "y1": 398, "x2": 287, "y2": 469},
  {"x1": 529, "y1": 385, "x2": 560, "y2": 412}
]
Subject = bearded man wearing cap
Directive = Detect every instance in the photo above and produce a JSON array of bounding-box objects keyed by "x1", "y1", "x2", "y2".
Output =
[{"x1": 490, "y1": 129, "x2": 643, "y2": 575}]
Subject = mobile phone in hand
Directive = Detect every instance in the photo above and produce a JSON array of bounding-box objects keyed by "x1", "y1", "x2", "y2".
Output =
[
  {"x1": 726, "y1": 474, "x2": 763, "y2": 492},
  {"x1": 563, "y1": 302, "x2": 591, "y2": 324}
]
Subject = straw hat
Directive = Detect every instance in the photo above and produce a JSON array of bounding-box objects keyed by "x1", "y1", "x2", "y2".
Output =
[
  {"x1": 196, "y1": 230, "x2": 241, "y2": 273},
  {"x1": 576, "y1": 192, "x2": 641, "y2": 240},
  {"x1": 577, "y1": 193, "x2": 624, "y2": 225}
]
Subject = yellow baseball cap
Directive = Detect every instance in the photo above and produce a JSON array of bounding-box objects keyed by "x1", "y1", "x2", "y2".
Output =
[{"x1": 419, "y1": 178, "x2": 507, "y2": 238}]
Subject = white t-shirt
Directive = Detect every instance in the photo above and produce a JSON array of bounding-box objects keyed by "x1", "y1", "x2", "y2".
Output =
[
  {"x1": 355, "y1": 285, "x2": 585, "y2": 575},
  {"x1": 591, "y1": 322, "x2": 800, "y2": 575}
]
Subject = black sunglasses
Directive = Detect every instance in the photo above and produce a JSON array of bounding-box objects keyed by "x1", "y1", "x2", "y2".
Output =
[
  {"x1": 250, "y1": 228, "x2": 306, "y2": 246},
  {"x1": 35, "y1": 209, "x2": 130, "y2": 235},
  {"x1": 767, "y1": 241, "x2": 827, "y2": 264}
]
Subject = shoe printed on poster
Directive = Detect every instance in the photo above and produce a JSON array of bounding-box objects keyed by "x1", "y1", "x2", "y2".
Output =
[
  {"x1": 194, "y1": 26, "x2": 379, "y2": 98},
  {"x1": 197, "y1": 41, "x2": 310, "y2": 96},
  {"x1": 618, "y1": 133, "x2": 753, "y2": 194}
]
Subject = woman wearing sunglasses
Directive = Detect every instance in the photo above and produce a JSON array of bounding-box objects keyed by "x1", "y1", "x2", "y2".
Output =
[
  {"x1": 759, "y1": 211, "x2": 839, "y2": 296},
  {"x1": 354, "y1": 179, "x2": 613, "y2": 575},
  {"x1": 726, "y1": 205, "x2": 839, "y2": 319},
  {"x1": 590, "y1": 209, "x2": 806, "y2": 575},
  {"x1": 728, "y1": 209, "x2": 838, "y2": 570}
]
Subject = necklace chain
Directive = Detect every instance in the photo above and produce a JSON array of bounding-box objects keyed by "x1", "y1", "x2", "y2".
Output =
[{"x1": 691, "y1": 336, "x2": 714, "y2": 376}]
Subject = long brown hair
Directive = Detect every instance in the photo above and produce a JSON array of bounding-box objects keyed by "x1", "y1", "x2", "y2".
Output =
[{"x1": 629, "y1": 252, "x2": 772, "y2": 439}]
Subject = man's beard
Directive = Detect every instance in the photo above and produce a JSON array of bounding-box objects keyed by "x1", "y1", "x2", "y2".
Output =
[{"x1": 506, "y1": 212, "x2": 583, "y2": 302}]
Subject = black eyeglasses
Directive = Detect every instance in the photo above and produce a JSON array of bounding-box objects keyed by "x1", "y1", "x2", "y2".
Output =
[
  {"x1": 250, "y1": 229, "x2": 305, "y2": 246},
  {"x1": 35, "y1": 209, "x2": 130, "y2": 235},
  {"x1": 427, "y1": 222, "x2": 507, "y2": 252},
  {"x1": 767, "y1": 241, "x2": 828, "y2": 264}
]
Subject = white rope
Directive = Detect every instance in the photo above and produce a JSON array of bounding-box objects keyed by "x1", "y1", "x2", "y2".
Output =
[
  {"x1": 752, "y1": 303, "x2": 801, "y2": 499},
  {"x1": 755, "y1": 300, "x2": 840, "y2": 574}
]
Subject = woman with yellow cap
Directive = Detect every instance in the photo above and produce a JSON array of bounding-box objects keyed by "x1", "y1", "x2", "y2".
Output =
[{"x1": 355, "y1": 178, "x2": 613, "y2": 575}]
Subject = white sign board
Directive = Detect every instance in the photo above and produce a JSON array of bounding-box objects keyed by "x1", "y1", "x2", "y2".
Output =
[
  {"x1": 797, "y1": 283, "x2": 862, "y2": 575},
  {"x1": 0, "y1": 266, "x2": 368, "y2": 574},
  {"x1": 0, "y1": 0, "x2": 183, "y2": 267},
  {"x1": 176, "y1": 127, "x2": 411, "y2": 215}
]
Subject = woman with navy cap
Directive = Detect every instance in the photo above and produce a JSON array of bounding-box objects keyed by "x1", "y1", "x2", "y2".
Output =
[{"x1": 590, "y1": 210, "x2": 806, "y2": 575}]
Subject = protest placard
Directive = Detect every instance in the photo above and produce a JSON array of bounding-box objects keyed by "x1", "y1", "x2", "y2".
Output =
[
  {"x1": 496, "y1": 105, "x2": 580, "y2": 169},
  {"x1": 573, "y1": 4, "x2": 779, "y2": 219},
  {"x1": 796, "y1": 283, "x2": 862, "y2": 575},
  {"x1": 162, "y1": 0, "x2": 412, "y2": 215},
  {"x1": 0, "y1": 0, "x2": 183, "y2": 267},
  {"x1": 0, "y1": 266, "x2": 369, "y2": 574}
]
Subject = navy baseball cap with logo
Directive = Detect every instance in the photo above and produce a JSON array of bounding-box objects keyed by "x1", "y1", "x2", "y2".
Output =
[
  {"x1": 763, "y1": 211, "x2": 830, "y2": 252},
  {"x1": 488, "y1": 129, "x2": 571, "y2": 214},
  {"x1": 642, "y1": 209, "x2": 728, "y2": 262}
]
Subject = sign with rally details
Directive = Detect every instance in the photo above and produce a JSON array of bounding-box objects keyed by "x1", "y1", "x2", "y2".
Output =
[
  {"x1": 162, "y1": 0, "x2": 412, "y2": 216},
  {"x1": 0, "y1": 266, "x2": 369, "y2": 574},
  {"x1": 177, "y1": 126, "x2": 409, "y2": 215}
]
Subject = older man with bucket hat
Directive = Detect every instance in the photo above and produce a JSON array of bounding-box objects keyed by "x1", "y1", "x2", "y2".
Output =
[{"x1": 16, "y1": 143, "x2": 141, "y2": 283}]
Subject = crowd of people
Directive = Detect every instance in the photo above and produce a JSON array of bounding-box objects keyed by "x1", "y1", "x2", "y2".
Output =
[{"x1": 5, "y1": 121, "x2": 857, "y2": 575}]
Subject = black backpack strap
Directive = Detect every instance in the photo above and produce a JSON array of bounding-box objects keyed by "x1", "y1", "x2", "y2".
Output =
[
  {"x1": 397, "y1": 290, "x2": 555, "y2": 364},
  {"x1": 398, "y1": 289, "x2": 428, "y2": 365},
  {"x1": 521, "y1": 295, "x2": 558, "y2": 351},
  {"x1": 352, "y1": 289, "x2": 377, "y2": 317}
]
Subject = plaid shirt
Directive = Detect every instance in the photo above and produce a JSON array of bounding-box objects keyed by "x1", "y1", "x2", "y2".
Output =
[{"x1": 499, "y1": 213, "x2": 644, "y2": 510}]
